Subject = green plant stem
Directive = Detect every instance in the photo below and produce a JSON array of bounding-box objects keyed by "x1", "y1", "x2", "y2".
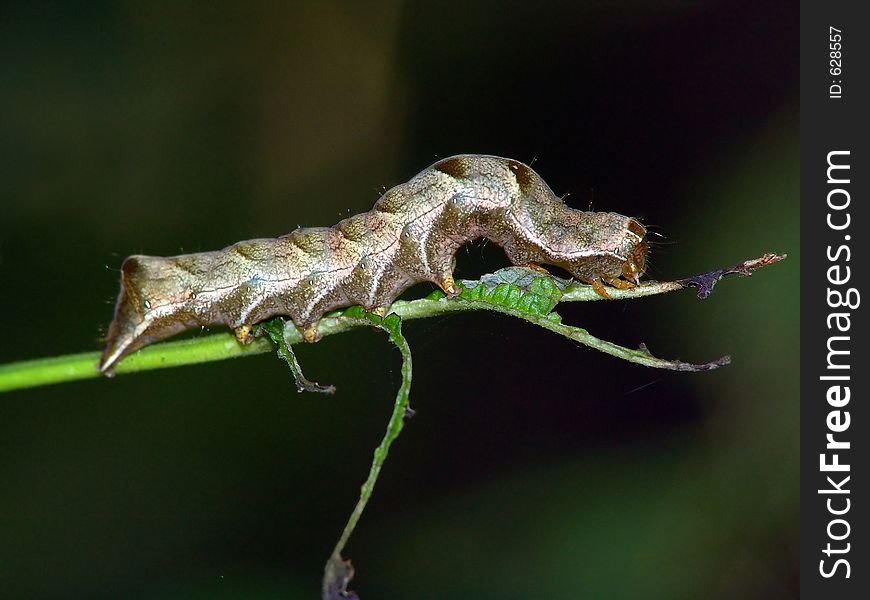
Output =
[
  {"x1": 0, "y1": 281, "x2": 673, "y2": 393},
  {"x1": 321, "y1": 312, "x2": 412, "y2": 599},
  {"x1": 0, "y1": 253, "x2": 784, "y2": 393}
]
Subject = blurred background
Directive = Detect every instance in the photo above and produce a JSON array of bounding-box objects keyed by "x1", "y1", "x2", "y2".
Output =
[{"x1": 0, "y1": 1, "x2": 798, "y2": 598}]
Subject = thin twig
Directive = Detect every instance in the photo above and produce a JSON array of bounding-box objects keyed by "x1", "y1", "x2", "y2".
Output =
[{"x1": 321, "y1": 310, "x2": 412, "y2": 600}]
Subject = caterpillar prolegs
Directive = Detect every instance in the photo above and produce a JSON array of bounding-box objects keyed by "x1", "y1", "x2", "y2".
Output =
[{"x1": 99, "y1": 155, "x2": 648, "y2": 373}]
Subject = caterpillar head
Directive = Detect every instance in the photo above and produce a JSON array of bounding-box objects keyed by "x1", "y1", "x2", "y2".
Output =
[
  {"x1": 535, "y1": 212, "x2": 648, "y2": 286},
  {"x1": 619, "y1": 218, "x2": 648, "y2": 284}
]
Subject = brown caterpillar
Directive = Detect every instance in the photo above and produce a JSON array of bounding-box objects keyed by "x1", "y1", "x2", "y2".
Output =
[{"x1": 99, "y1": 154, "x2": 648, "y2": 373}]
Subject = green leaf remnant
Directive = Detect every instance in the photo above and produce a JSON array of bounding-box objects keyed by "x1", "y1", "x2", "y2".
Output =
[{"x1": 259, "y1": 319, "x2": 336, "y2": 394}]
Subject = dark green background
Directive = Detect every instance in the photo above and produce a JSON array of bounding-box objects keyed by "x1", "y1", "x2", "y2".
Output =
[{"x1": 1, "y1": 2, "x2": 798, "y2": 598}]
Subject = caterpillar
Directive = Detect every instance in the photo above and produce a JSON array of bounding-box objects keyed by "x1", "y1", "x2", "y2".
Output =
[{"x1": 99, "y1": 154, "x2": 648, "y2": 373}]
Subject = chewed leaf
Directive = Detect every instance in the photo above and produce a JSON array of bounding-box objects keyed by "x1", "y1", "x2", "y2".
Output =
[
  {"x1": 322, "y1": 554, "x2": 358, "y2": 600},
  {"x1": 258, "y1": 318, "x2": 336, "y2": 394},
  {"x1": 679, "y1": 252, "x2": 786, "y2": 299},
  {"x1": 459, "y1": 266, "x2": 564, "y2": 315},
  {"x1": 462, "y1": 265, "x2": 571, "y2": 293}
]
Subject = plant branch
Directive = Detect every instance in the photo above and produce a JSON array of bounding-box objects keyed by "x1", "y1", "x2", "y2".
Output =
[{"x1": 0, "y1": 253, "x2": 785, "y2": 393}]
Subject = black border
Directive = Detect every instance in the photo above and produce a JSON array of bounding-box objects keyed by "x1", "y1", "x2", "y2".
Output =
[{"x1": 801, "y1": 1, "x2": 868, "y2": 597}]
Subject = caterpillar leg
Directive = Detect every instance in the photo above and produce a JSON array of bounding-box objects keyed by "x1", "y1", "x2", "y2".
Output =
[
  {"x1": 605, "y1": 277, "x2": 637, "y2": 290},
  {"x1": 584, "y1": 277, "x2": 612, "y2": 299},
  {"x1": 234, "y1": 324, "x2": 255, "y2": 344},
  {"x1": 302, "y1": 323, "x2": 322, "y2": 343},
  {"x1": 527, "y1": 262, "x2": 551, "y2": 275},
  {"x1": 436, "y1": 273, "x2": 460, "y2": 297}
]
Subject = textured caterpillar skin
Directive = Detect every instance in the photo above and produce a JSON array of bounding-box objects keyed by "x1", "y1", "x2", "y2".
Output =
[{"x1": 99, "y1": 155, "x2": 647, "y2": 373}]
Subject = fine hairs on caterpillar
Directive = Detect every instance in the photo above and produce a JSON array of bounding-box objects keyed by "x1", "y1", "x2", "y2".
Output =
[{"x1": 99, "y1": 154, "x2": 648, "y2": 373}]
